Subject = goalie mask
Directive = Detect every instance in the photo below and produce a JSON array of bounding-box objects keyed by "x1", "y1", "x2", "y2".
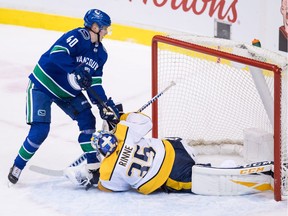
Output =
[{"x1": 91, "y1": 130, "x2": 118, "y2": 157}]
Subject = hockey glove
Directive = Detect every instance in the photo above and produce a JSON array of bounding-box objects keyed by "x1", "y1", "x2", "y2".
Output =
[
  {"x1": 98, "y1": 97, "x2": 120, "y2": 124},
  {"x1": 102, "y1": 103, "x2": 124, "y2": 131},
  {"x1": 73, "y1": 65, "x2": 92, "y2": 90},
  {"x1": 85, "y1": 169, "x2": 100, "y2": 191}
]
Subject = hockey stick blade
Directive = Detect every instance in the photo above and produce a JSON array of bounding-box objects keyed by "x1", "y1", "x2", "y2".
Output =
[
  {"x1": 29, "y1": 165, "x2": 64, "y2": 177},
  {"x1": 29, "y1": 153, "x2": 87, "y2": 177}
]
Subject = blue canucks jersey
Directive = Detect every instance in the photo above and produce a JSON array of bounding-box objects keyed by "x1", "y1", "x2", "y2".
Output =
[{"x1": 29, "y1": 27, "x2": 109, "y2": 103}]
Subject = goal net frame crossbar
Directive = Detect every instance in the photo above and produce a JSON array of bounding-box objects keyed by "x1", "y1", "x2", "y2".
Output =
[{"x1": 151, "y1": 35, "x2": 282, "y2": 201}]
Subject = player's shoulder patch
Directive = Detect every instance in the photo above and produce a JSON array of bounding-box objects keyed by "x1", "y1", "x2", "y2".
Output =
[{"x1": 77, "y1": 28, "x2": 91, "y2": 41}]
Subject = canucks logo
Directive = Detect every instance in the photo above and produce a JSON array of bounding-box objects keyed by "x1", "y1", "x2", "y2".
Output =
[
  {"x1": 67, "y1": 73, "x2": 81, "y2": 90},
  {"x1": 94, "y1": 9, "x2": 102, "y2": 18},
  {"x1": 37, "y1": 109, "x2": 46, "y2": 116}
]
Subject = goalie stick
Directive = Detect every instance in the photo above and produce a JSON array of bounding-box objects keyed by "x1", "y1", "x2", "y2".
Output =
[
  {"x1": 137, "y1": 81, "x2": 176, "y2": 112},
  {"x1": 105, "y1": 81, "x2": 176, "y2": 131},
  {"x1": 29, "y1": 81, "x2": 176, "y2": 177}
]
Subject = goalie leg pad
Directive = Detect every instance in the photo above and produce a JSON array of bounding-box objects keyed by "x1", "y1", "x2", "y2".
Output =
[{"x1": 191, "y1": 162, "x2": 272, "y2": 196}]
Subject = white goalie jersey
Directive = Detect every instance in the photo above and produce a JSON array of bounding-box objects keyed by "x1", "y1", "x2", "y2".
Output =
[
  {"x1": 98, "y1": 112, "x2": 175, "y2": 194},
  {"x1": 64, "y1": 113, "x2": 279, "y2": 196}
]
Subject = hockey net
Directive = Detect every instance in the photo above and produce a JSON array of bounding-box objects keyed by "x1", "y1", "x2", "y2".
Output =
[{"x1": 151, "y1": 35, "x2": 287, "y2": 201}]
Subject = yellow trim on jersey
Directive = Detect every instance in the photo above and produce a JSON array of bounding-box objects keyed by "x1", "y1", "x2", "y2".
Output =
[
  {"x1": 165, "y1": 177, "x2": 192, "y2": 191},
  {"x1": 98, "y1": 181, "x2": 113, "y2": 192},
  {"x1": 99, "y1": 124, "x2": 129, "y2": 181},
  {"x1": 120, "y1": 112, "x2": 130, "y2": 121},
  {"x1": 137, "y1": 140, "x2": 175, "y2": 195},
  {"x1": 120, "y1": 112, "x2": 150, "y2": 121}
]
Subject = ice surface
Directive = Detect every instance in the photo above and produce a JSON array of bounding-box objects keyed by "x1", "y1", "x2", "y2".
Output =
[{"x1": 0, "y1": 25, "x2": 287, "y2": 216}]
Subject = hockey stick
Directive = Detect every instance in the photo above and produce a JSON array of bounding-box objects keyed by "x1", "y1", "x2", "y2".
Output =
[
  {"x1": 102, "y1": 81, "x2": 176, "y2": 132},
  {"x1": 72, "y1": 63, "x2": 119, "y2": 122},
  {"x1": 29, "y1": 81, "x2": 176, "y2": 177},
  {"x1": 137, "y1": 81, "x2": 176, "y2": 112},
  {"x1": 29, "y1": 154, "x2": 87, "y2": 176},
  {"x1": 86, "y1": 87, "x2": 119, "y2": 122},
  {"x1": 29, "y1": 165, "x2": 64, "y2": 177}
]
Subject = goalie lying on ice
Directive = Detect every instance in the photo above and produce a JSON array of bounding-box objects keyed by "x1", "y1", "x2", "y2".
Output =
[{"x1": 64, "y1": 112, "x2": 274, "y2": 195}]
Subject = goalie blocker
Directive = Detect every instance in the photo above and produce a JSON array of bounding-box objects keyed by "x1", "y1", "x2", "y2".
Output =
[{"x1": 191, "y1": 161, "x2": 273, "y2": 196}]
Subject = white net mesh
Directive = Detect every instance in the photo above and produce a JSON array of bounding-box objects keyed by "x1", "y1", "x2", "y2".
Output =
[{"x1": 153, "y1": 35, "x2": 288, "y2": 199}]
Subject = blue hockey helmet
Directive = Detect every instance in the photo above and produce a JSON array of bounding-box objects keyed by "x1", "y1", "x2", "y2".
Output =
[
  {"x1": 91, "y1": 130, "x2": 118, "y2": 157},
  {"x1": 84, "y1": 9, "x2": 111, "y2": 29}
]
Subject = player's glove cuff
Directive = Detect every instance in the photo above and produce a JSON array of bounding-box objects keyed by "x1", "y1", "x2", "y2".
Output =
[{"x1": 98, "y1": 97, "x2": 120, "y2": 123}]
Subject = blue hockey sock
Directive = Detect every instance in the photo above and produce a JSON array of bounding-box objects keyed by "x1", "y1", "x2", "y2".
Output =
[
  {"x1": 78, "y1": 130, "x2": 99, "y2": 164},
  {"x1": 14, "y1": 137, "x2": 40, "y2": 169},
  {"x1": 14, "y1": 123, "x2": 49, "y2": 170}
]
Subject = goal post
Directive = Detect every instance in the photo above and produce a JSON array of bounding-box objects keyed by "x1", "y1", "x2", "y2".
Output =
[{"x1": 151, "y1": 35, "x2": 287, "y2": 201}]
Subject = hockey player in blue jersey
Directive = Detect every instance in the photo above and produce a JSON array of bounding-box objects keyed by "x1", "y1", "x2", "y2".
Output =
[{"x1": 8, "y1": 9, "x2": 120, "y2": 184}]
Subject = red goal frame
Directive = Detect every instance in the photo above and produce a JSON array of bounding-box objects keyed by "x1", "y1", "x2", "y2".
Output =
[{"x1": 151, "y1": 35, "x2": 282, "y2": 201}]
